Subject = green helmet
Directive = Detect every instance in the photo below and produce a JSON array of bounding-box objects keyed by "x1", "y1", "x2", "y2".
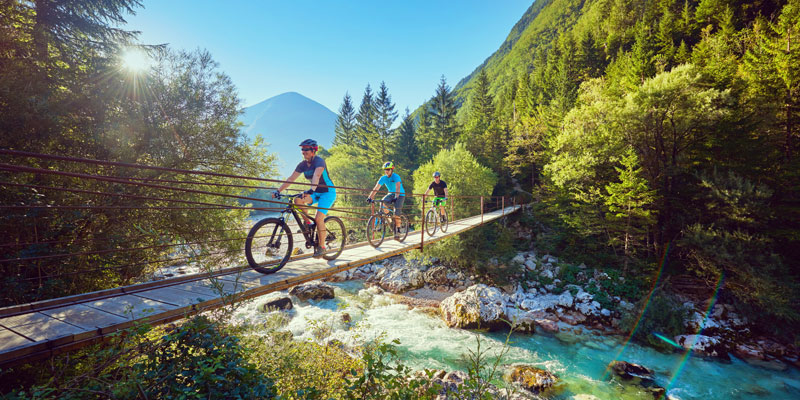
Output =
[{"x1": 382, "y1": 161, "x2": 394, "y2": 170}]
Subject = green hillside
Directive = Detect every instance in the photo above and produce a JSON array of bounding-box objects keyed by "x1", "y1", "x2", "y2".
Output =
[{"x1": 331, "y1": 0, "x2": 800, "y2": 339}]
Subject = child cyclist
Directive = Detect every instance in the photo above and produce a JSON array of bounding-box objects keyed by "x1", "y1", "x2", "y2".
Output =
[{"x1": 272, "y1": 139, "x2": 336, "y2": 258}]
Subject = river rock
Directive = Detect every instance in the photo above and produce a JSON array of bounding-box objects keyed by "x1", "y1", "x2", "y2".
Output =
[
  {"x1": 505, "y1": 364, "x2": 559, "y2": 394},
  {"x1": 608, "y1": 360, "x2": 655, "y2": 382},
  {"x1": 289, "y1": 281, "x2": 335, "y2": 301},
  {"x1": 374, "y1": 263, "x2": 424, "y2": 293},
  {"x1": 675, "y1": 334, "x2": 727, "y2": 358},
  {"x1": 536, "y1": 319, "x2": 560, "y2": 333},
  {"x1": 258, "y1": 295, "x2": 293, "y2": 312},
  {"x1": 440, "y1": 284, "x2": 507, "y2": 330},
  {"x1": 559, "y1": 311, "x2": 587, "y2": 325},
  {"x1": 524, "y1": 259, "x2": 537, "y2": 271}
]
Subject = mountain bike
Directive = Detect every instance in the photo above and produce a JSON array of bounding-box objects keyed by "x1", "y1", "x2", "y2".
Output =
[
  {"x1": 245, "y1": 192, "x2": 345, "y2": 274},
  {"x1": 366, "y1": 198, "x2": 408, "y2": 247},
  {"x1": 424, "y1": 197, "x2": 449, "y2": 236}
]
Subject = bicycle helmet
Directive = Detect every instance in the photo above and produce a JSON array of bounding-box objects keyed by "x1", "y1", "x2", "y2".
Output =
[
  {"x1": 433, "y1": 171, "x2": 441, "y2": 177},
  {"x1": 299, "y1": 139, "x2": 318, "y2": 151},
  {"x1": 382, "y1": 161, "x2": 394, "y2": 170}
]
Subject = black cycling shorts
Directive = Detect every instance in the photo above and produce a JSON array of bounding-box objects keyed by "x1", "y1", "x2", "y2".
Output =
[{"x1": 381, "y1": 194, "x2": 405, "y2": 215}]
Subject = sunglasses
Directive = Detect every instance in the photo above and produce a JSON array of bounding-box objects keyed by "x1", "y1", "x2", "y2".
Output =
[{"x1": 301, "y1": 147, "x2": 314, "y2": 152}]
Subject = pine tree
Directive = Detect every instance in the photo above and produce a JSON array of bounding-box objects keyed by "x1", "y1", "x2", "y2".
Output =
[
  {"x1": 333, "y1": 93, "x2": 356, "y2": 147},
  {"x1": 743, "y1": 3, "x2": 800, "y2": 161},
  {"x1": 463, "y1": 69, "x2": 495, "y2": 165},
  {"x1": 416, "y1": 108, "x2": 435, "y2": 161},
  {"x1": 629, "y1": 20, "x2": 657, "y2": 87},
  {"x1": 604, "y1": 148, "x2": 656, "y2": 271},
  {"x1": 428, "y1": 75, "x2": 459, "y2": 150},
  {"x1": 393, "y1": 109, "x2": 420, "y2": 172},
  {"x1": 354, "y1": 84, "x2": 378, "y2": 156},
  {"x1": 373, "y1": 81, "x2": 398, "y2": 162}
]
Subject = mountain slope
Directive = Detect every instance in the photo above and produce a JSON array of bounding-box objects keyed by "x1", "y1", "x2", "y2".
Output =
[{"x1": 240, "y1": 92, "x2": 337, "y2": 177}]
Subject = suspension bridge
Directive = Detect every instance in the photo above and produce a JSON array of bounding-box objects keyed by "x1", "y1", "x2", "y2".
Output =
[{"x1": 0, "y1": 149, "x2": 522, "y2": 367}]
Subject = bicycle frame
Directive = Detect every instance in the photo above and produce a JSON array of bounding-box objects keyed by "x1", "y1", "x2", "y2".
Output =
[{"x1": 277, "y1": 194, "x2": 317, "y2": 246}]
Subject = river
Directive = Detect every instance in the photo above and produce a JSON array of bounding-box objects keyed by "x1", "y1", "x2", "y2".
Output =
[{"x1": 233, "y1": 281, "x2": 800, "y2": 399}]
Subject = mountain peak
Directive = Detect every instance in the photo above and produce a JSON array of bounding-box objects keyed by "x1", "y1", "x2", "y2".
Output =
[{"x1": 239, "y1": 92, "x2": 337, "y2": 177}]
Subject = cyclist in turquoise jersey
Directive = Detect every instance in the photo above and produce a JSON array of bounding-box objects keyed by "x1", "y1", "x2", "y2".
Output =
[
  {"x1": 366, "y1": 161, "x2": 405, "y2": 233},
  {"x1": 273, "y1": 139, "x2": 336, "y2": 258}
]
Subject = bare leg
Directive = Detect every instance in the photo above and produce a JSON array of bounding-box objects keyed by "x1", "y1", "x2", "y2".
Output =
[
  {"x1": 295, "y1": 196, "x2": 313, "y2": 225},
  {"x1": 315, "y1": 211, "x2": 326, "y2": 248}
]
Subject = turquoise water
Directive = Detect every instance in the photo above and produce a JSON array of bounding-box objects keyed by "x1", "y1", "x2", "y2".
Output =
[{"x1": 236, "y1": 281, "x2": 800, "y2": 399}]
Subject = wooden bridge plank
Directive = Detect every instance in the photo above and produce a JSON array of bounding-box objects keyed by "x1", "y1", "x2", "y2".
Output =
[
  {"x1": 0, "y1": 312, "x2": 53, "y2": 329},
  {"x1": 85, "y1": 295, "x2": 177, "y2": 319},
  {"x1": 41, "y1": 304, "x2": 127, "y2": 333},
  {"x1": 133, "y1": 287, "x2": 212, "y2": 308},
  {"x1": 0, "y1": 327, "x2": 35, "y2": 352},
  {"x1": 9, "y1": 317, "x2": 88, "y2": 348}
]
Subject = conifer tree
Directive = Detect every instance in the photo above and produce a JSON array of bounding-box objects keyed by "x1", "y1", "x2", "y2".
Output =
[
  {"x1": 354, "y1": 84, "x2": 378, "y2": 156},
  {"x1": 427, "y1": 75, "x2": 459, "y2": 150},
  {"x1": 743, "y1": 3, "x2": 800, "y2": 161},
  {"x1": 604, "y1": 148, "x2": 656, "y2": 271},
  {"x1": 333, "y1": 93, "x2": 356, "y2": 147},
  {"x1": 373, "y1": 81, "x2": 398, "y2": 162},
  {"x1": 393, "y1": 109, "x2": 420, "y2": 172},
  {"x1": 463, "y1": 69, "x2": 496, "y2": 165}
]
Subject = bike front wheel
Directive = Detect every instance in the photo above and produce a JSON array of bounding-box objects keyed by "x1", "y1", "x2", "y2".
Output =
[
  {"x1": 245, "y1": 218, "x2": 293, "y2": 274},
  {"x1": 425, "y1": 209, "x2": 437, "y2": 236},
  {"x1": 439, "y1": 210, "x2": 449, "y2": 233},
  {"x1": 395, "y1": 215, "x2": 409, "y2": 242},
  {"x1": 366, "y1": 215, "x2": 385, "y2": 247},
  {"x1": 322, "y1": 216, "x2": 345, "y2": 260}
]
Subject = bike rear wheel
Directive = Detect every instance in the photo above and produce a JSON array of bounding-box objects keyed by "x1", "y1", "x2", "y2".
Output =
[
  {"x1": 245, "y1": 218, "x2": 293, "y2": 274},
  {"x1": 322, "y1": 216, "x2": 345, "y2": 260},
  {"x1": 425, "y1": 209, "x2": 437, "y2": 236},
  {"x1": 366, "y1": 215, "x2": 385, "y2": 247},
  {"x1": 440, "y1": 210, "x2": 449, "y2": 233}
]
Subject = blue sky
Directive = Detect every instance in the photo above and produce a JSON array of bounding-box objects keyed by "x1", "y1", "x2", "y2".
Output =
[{"x1": 124, "y1": 1, "x2": 532, "y2": 113}]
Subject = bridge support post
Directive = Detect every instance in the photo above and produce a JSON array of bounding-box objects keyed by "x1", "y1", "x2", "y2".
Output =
[
  {"x1": 502, "y1": 196, "x2": 505, "y2": 216},
  {"x1": 481, "y1": 196, "x2": 484, "y2": 224},
  {"x1": 420, "y1": 194, "x2": 425, "y2": 252}
]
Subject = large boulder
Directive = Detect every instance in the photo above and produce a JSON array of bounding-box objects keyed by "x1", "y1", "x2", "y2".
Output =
[
  {"x1": 440, "y1": 284, "x2": 507, "y2": 330},
  {"x1": 675, "y1": 334, "x2": 728, "y2": 358},
  {"x1": 608, "y1": 361, "x2": 655, "y2": 382},
  {"x1": 258, "y1": 295, "x2": 293, "y2": 312},
  {"x1": 289, "y1": 281, "x2": 335, "y2": 301},
  {"x1": 374, "y1": 263, "x2": 424, "y2": 293},
  {"x1": 505, "y1": 364, "x2": 559, "y2": 394},
  {"x1": 519, "y1": 291, "x2": 573, "y2": 313}
]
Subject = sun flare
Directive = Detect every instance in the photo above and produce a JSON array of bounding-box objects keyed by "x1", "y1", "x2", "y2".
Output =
[{"x1": 120, "y1": 48, "x2": 152, "y2": 73}]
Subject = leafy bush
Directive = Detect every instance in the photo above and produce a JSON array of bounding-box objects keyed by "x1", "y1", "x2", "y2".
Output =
[
  {"x1": 620, "y1": 291, "x2": 689, "y2": 352},
  {"x1": 4, "y1": 316, "x2": 277, "y2": 399}
]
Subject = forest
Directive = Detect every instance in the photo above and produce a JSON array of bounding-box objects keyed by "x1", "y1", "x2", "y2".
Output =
[{"x1": 1, "y1": 0, "x2": 799, "y2": 398}]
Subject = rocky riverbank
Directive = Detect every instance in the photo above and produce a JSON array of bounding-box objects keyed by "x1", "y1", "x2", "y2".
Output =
[{"x1": 324, "y1": 251, "x2": 800, "y2": 373}]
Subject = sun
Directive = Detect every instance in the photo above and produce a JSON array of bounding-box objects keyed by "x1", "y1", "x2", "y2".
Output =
[{"x1": 120, "y1": 48, "x2": 152, "y2": 73}]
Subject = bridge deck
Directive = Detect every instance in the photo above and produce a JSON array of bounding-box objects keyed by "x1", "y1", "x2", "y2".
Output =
[{"x1": 0, "y1": 206, "x2": 520, "y2": 366}]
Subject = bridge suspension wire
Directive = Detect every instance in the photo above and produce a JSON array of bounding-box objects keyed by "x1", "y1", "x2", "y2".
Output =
[{"x1": 1, "y1": 149, "x2": 514, "y2": 306}]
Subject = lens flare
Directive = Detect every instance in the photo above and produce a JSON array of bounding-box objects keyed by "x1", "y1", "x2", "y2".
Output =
[{"x1": 120, "y1": 48, "x2": 152, "y2": 73}]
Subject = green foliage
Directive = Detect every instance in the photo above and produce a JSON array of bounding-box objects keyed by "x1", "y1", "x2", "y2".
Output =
[
  {"x1": 413, "y1": 142, "x2": 497, "y2": 219},
  {"x1": 0, "y1": 6, "x2": 276, "y2": 305},
  {"x1": 344, "y1": 340, "x2": 439, "y2": 400},
  {"x1": 333, "y1": 93, "x2": 357, "y2": 147},
  {"x1": 418, "y1": 76, "x2": 459, "y2": 161},
  {"x1": 5, "y1": 316, "x2": 277, "y2": 399},
  {"x1": 681, "y1": 225, "x2": 799, "y2": 324},
  {"x1": 620, "y1": 291, "x2": 690, "y2": 351}
]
